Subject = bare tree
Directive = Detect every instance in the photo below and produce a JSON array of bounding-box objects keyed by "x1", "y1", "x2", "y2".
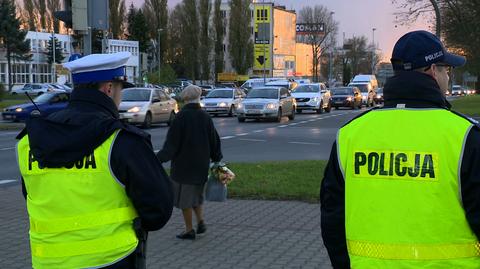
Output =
[
  {"x1": 392, "y1": 0, "x2": 442, "y2": 37},
  {"x1": 23, "y1": 0, "x2": 36, "y2": 31},
  {"x1": 198, "y1": 0, "x2": 211, "y2": 83},
  {"x1": 34, "y1": 0, "x2": 48, "y2": 30},
  {"x1": 298, "y1": 5, "x2": 339, "y2": 82},
  {"x1": 47, "y1": 0, "x2": 61, "y2": 33},
  {"x1": 109, "y1": 0, "x2": 126, "y2": 39}
]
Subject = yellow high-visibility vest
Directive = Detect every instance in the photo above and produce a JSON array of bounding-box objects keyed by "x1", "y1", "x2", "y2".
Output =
[
  {"x1": 337, "y1": 108, "x2": 480, "y2": 268},
  {"x1": 17, "y1": 130, "x2": 138, "y2": 269}
]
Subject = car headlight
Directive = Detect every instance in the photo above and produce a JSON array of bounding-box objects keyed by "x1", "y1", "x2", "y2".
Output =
[
  {"x1": 15, "y1": 107, "x2": 23, "y2": 112},
  {"x1": 200, "y1": 102, "x2": 205, "y2": 107},
  {"x1": 310, "y1": 97, "x2": 318, "y2": 102},
  {"x1": 218, "y1": 102, "x2": 227, "y2": 107},
  {"x1": 376, "y1": 94, "x2": 381, "y2": 99},
  {"x1": 237, "y1": 103, "x2": 243, "y2": 109},
  {"x1": 362, "y1": 96, "x2": 367, "y2": 100},
  {"x1": 346, "y1": 97, "x2": 353, "y2": 101},
  {"x1": 128, "y1": 106, "x2": 141, "y2": 113},
  {"x1": 266, "y1": 103, "x2": 278, "y2": 110}
]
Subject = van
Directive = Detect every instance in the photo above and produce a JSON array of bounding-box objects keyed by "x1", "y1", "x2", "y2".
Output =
[{"x1": 348, "y1": 75, "x2": 378, "y2": 105}]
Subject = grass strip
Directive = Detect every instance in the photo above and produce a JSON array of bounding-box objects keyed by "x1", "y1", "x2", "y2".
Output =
[
  {"x1": 450, "y1": 95, "x2": 480, "y2": 117},
  {"x1": 225, "y1": 160, "x2": 326, "y2": 203}
]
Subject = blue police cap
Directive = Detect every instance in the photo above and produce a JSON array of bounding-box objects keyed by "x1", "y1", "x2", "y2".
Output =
[
  {"x1": 63, "y1": 52, "x2": 132, "y2": 86},
  {"x1": 391, "y1": 30, "x2": 466, "y2": 71}
]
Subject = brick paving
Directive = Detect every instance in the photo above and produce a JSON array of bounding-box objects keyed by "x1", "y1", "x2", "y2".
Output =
[{"x1": 0, "y1": 184, "x2": 331, "y2": 268}]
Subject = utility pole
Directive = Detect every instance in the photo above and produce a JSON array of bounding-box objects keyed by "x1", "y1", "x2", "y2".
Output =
[
  {"x1": 328, "y1": 12, "x2": 335, "y2": 83},
  {"x1": 52, "y1": 31, "x2": 56, "y2": 83},
  {"x1": 371, "y1": 28, "x2": 376, "y2": 75},
  {"x1": 262, "y1": 0, "x2": 266, "y2": 84}
]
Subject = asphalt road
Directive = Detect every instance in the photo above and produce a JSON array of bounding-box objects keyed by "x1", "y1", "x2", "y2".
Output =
[{"x1": 0, "y1": 108, "x2": 363, "y2": 185}]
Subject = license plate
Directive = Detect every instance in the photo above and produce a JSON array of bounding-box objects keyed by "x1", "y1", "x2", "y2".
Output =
[
  {"x1": 247, "y1": 110, "x2": 261, "y2": 114},
  {"x1": 206, "y1": 108, "x2": 216, "y2": 111},
  {"x1": 335, "y1": 101, "x2": 343, "y2": 104},
  {"x1": 3, "y1": 115, "x2": 12, "y2": 119},
  {"x1": 297, "y1": 102, "x2": 305, "y2": 106}
]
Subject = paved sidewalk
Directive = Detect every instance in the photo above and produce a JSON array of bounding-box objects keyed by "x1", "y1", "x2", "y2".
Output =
[{"x1": 0, "y1": 185, "x2": 331, "y2": 268}]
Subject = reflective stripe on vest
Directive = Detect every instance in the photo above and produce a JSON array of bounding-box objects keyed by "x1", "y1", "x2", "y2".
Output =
[
  {"x1": 348, "y1": 240, "x2": 480, "y2": 260},
  {"x1": 17, "y1": 130, "x2": 139, "y2": 269},
  {"x1": 337, "y1": 109, "x2": 479, "y2": 268}
]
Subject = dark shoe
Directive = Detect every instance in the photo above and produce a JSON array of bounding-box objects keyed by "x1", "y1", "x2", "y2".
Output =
[
  {"x1": 176, "y1": 230, "x2": 196, "y2": 240},
  {"x1": 197, "y1": 221, "x2": 207, "y2": 234}
]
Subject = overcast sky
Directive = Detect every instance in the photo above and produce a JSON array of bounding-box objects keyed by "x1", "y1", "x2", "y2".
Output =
[{"x1": 131, "y1": 0, "x2": 431, "y2": 61}]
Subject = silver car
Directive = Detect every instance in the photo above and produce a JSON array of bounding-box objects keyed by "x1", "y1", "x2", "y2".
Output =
[
  {"x1": 200, "y1": 88, "x2": 245, "y2": 117},
  {"x1": 291, "y1": 83, "x2": 332, "y2": 114},
  {"x1": 119, "y1": 88, "x2": 178, "y2": 128},
  {"x1": 236, "y1": 87, "x2": 296, "y2": 122}
]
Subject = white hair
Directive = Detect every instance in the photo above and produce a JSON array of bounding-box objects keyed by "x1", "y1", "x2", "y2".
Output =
[{"x1": 180, "y1": 85, "x2": 202, "y2": 103}]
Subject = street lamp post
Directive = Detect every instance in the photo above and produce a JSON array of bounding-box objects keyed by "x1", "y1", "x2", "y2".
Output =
[
  {"x1": 305, "y1": 54, "x2": 309, "y2": 77},
  {"x1": 328, "y1": 12, "x2": 335, "y2": 83},
  {"x1": 262, "y1": 0, "x2": 266, "y2": 84},
  {"x1": 157, "y1": 29, "x2": 163, "y2": 84},
  {"x1": 372, "y1": 28, "x2": 376, "y2": 74}
]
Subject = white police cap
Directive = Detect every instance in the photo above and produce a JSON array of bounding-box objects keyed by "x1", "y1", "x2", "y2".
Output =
[{"x1": 63, "y1": 52, "x2": 131, "y2": 85}]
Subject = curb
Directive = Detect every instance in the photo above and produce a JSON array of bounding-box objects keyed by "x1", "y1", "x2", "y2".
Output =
[{"x1": 0, "y1": 123, "x2": 24, "y2": 131}]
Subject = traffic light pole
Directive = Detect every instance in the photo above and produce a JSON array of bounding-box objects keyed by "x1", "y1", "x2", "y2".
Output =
[{"x1": 52, "y1": 32, "x2": 56, "y2": 83}]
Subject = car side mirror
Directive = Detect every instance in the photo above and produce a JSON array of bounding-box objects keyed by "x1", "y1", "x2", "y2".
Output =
[{"x1": 152, "y1": 98, "x2": 161, "y2": 103}]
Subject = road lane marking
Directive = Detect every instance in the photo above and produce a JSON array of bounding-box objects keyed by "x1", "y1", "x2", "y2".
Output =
[
  {"x1": 0, "y1": 131, "x2": 21, "y2": 137},
  {"x1": 299, "y1": 121, "x2": 308, "y2": 124},
  {"x1": 0, "y1": 147, "x2": 15, "y2": 151},
  {"x1": 289, "y1": 123, "x2": 298, "y2": 126},
  {"x1": 253, "y1": 130, "x2": 264, "y2": 133},
  {"x1": 289, "y1": 141, "x2": 322, "y2": 146},
  {"x1": 221, "y1": 136, "x2": 235, "y2": 140},
  {"x1": 0, "y1": 180, "x2": 16, "y2": 185},
  {"x1": 278, "y1": 125, "x2": 288, "y2": 128},
  {"x1": 236, "y1": 133, "x2": 249, "y2": 136},
  {"x1": 238, "y1": 138, "x2": 267, "y2": 142}
]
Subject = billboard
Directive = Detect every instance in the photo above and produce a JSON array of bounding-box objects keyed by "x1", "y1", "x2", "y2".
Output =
[
  {"x1": 254, "y1": 4, "x2": 272, "y2": 71},
  {"x1": 296, "y1": 23, "x2": 325, "y2": 35}
]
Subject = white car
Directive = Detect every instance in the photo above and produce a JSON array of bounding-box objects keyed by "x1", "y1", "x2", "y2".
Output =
[
  {"x1": 237, "y1": 87, "x2": 296, "y2": 122},
  {"x1": 200, "y1": 88, "x2": 245, "y2": 117},
  {"x1": 11, "y1": 83, "x2": 53, "y2": 96},
  {"x1": 291, "y1": 83, "x2": 332, "y2": 114},
  {"x1": 119, "y1": 88, "x2": 178, "y2": 128}
]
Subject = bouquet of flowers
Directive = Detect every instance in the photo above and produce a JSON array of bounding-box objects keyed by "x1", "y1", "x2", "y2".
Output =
[{"x1": 210, "y1": 162, "x2": 235, "y2": 185}]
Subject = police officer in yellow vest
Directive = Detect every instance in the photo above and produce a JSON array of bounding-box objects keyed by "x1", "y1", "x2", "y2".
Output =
[
  {"x1": 321, "y1": 30, "x2": 480, "y2": 269},
  {"x1": 16, "y1": 52, "x2": 173, "y2": 268}
]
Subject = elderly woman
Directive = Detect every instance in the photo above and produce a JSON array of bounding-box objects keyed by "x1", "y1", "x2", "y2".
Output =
[{"x1": 157, "y1": 85, "x2": 223, "y2": 240}]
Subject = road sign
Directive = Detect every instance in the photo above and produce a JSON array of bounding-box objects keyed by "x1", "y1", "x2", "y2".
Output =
[{"x1": 254, "y1": 44, "x2": 271, "y2": 70}]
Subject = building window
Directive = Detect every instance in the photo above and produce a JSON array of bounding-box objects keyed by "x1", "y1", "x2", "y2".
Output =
[{"x1": 221, "y1": 10, "x2": 226, "y2": 18}]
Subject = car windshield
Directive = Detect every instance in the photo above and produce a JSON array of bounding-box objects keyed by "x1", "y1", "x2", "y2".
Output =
[
  {"x1": 206, "y1": 90, "x2": 233, "y2": 98},
  {"x1": 293, "y1": 85, "x2": 319, "y2": 93},
  {"x1": 122, "y1": 89, "x2": 151, "y2": 101},
  {"x1": 331, "y1": 88, "x2": 352, "y2": 95},
  {"x1": 33, "y1": 93, "x2": 57, "y2": 103},
  {"x1": 246, "y1": 88, "x2": 279, "y2": 99},
  {"x1": 352, "y1": 84, "x2": 369, "y2": 93}
]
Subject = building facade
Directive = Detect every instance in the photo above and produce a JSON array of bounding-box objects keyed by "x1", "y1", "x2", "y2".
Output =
[
  {"x1": 0, "y1": 31, "x2": 72, "y2": 89},
  {"x1": 106, "y1": 39, "x2": 140, "y2": 83}
]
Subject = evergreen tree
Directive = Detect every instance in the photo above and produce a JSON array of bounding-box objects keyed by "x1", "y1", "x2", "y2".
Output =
[
  {"x1": 213, "y1": 0, "x2": 224, "y2": 82},
  {"x1": 228, "y1": 0, "x2": 253, "y2": 75},
  {"x1": 127, "y1": 3, "x2": 149, "y2": 53},
  {"x1": 0, "y1": 0, "x2": 32, "y2": 91},
  {"x1": 181, "y1": 0, "x2": 199, "y2": 82},
  {"x1": 198, "y1": 0, "x2": 211, "y2": 82},
  {"x1": 46, "y1": 36, "x2": 65, "y2": 64},
  {"x1": 144, "y1": 0, "x2": 168, "y2": 65}
]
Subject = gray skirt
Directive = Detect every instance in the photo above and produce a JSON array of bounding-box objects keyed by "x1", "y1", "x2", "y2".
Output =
[{"x1": 172, "y1": 180, "x2": 205, "y2": 209}]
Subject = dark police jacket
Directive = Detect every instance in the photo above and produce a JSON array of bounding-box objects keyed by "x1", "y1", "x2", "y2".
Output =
[
  {"x1": 320, "y1": 71, "x2": 480, "y2": 269},
  {"x1": 18, "y1": 88, "x2": 174, "y2": 268},
  {"x1": 156, "y1": 103, "x2": 223, "y2": 185}
]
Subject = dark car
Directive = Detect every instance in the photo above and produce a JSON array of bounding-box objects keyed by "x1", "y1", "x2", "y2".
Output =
[
  {"x1": 331, "y1": 87, "x2": 362, "y2": 109},
  {"x1": 374, "y1": 88, "x2": 384, "y2": 104},
  {"x1": 2, "y1": 92, "x2": 70, "y2": 121}
]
